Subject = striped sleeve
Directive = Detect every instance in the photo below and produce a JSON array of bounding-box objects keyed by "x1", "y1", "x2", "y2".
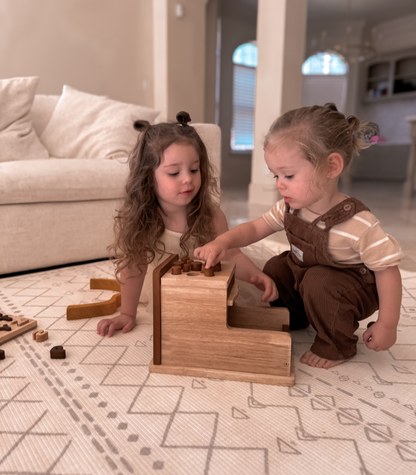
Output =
[
  {"x1": 352, "y1": 212, "x2": 404, "y2": 271},
  {"x1": 262, "y1": 199, "x2": 285, "y2": 232}
]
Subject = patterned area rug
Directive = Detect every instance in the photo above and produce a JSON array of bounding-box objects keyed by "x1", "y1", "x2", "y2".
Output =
[{"x1": 1, "y1": 257, "x2": 416, "y2": 475}]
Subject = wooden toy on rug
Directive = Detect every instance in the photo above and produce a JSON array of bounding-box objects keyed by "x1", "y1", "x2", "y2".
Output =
[
  {"x1": 149, "y1": 254, "x2": 294, "y2": 386},
  {"x1": 50, "y1": 346, "x2": 66, "y2": 359},
  {"x1": 32, "y1": 329, "x2": 49, "y2": 342},
  {"x1": 0, "y1": 313, "x2": 37, "y2": 345},
  {"x1": 66, "y1": 278, "x2": 121, "y2": 320},
  {"x1": 0, "y1": 349, "x2": 4, "y2": 360}
]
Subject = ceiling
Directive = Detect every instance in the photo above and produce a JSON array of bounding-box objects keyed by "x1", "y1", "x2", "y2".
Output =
[
  {"x1": 307, "y1": 0, "x2": 416, "y2": 25},
  {"x1": 240, "y1": 0, "x2": 416, "y2": 26}
]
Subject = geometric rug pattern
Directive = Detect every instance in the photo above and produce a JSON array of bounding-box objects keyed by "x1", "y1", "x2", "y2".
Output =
[{"x1": 1, "y1": 260, "x2": 416, "y2": 474}]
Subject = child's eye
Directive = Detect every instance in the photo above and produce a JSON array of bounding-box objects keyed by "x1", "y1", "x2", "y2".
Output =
[
  {"x1": 191, "y1": 168, "x2": 200, "y2": 174},
  {"x1": 168, "y1": 172, "x2": 179, "y2": 177},
  {"x1": 273, "y1": 174, "x2": 293, "y2": 180}
]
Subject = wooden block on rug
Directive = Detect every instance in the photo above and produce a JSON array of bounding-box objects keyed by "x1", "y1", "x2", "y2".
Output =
[{"x1": 0, "y1": 314, "x2": 37, "y2": 344}]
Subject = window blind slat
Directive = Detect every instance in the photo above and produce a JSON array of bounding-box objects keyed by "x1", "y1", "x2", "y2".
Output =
[{"x1": 231, "y1": 64, "x2": 256, "y2": 150}]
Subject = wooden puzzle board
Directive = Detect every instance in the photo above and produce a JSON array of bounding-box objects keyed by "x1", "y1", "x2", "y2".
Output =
[{"x1": 0, "y1": 314, "x2": 37, "y2": 344}]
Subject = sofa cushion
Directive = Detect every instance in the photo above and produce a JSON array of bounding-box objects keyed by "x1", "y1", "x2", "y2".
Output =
[
  {"x1": 40, "y1": 85, "x2": 160, "y2": 160},
  {"x1": 0, "y1": 159, "x2": 129, "y2": 205},
  {"x1": 31, "y1": 95, "x2": 60, "y2": 136},
  {"x1": 0, "y1": 77, "x2": 49, "y2": 162}
]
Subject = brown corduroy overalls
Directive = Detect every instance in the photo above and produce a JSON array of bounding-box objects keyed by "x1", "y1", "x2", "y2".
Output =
[{"x1": 263, "y1": 197, "x2": 379, "y2": 360}]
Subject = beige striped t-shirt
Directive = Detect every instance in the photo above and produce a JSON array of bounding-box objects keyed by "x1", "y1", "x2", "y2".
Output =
[{"x1": 262, "y1": 199, "x2": 404, "y2": 272}]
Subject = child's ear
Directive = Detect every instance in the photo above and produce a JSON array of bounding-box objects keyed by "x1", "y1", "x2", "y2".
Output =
[{"x1": 326, "y1": 153, "x2": 344, "y2": 178}]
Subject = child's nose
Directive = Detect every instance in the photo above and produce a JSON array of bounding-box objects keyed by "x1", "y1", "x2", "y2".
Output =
[
  {"x1": 276, "y1": 178, "x2": 285, "y2": 190},
  {"x1": 182, "y1": 172, "x2": 192, "y2": 183}
]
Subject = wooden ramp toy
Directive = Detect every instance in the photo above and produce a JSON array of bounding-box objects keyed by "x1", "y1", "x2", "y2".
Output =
[
  {"x1": 149, "y1": 254, "x2": 294, "y2": 386},
  {"x1": 66, "y1": 278, "x2": 121, "y2": 320},
  {"x1": 0, "y1": 313, "x2": 37, "y2": 345}
]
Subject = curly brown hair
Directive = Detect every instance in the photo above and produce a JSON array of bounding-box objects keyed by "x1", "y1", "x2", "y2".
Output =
[
  {"x1": 109, "y1": 114, "x2": 220, "y2": 277},
  {"x1": 264, "y1": 103, "x2": 380, "y2": 176}
]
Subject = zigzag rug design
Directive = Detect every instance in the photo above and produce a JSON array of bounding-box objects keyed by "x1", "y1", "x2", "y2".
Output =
[{"x1": 0, "y1": 259, "x2": 415, "y2": 475}]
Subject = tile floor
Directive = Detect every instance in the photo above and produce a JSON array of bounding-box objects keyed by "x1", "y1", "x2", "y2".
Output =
[{"x1": 221, "y1": 180, "x2": 416, "y2": 272}]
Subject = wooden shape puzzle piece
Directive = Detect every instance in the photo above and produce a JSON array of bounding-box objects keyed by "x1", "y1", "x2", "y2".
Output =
[
  {"x1": 66, "y1": 278, "x2": 121, "y2": 320},
  {"x1": 32, "y1": 329, "x2": 49, "y2": 342},
  {"x1": 50, "y1": 346, "x2": 66, "y2": 359},
  {"x1": 0, "y1": 313, "x2": 13, "y2": 322},
  {"x1": 0, "y1": 315, "x2": 37, "y2": 345}
]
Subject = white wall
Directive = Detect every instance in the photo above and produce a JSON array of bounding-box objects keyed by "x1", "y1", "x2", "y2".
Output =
[{"x1": 0, "y1": 0, "x2": 154, "y2": 107}]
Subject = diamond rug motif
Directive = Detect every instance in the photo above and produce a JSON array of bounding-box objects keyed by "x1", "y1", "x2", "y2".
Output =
[{"x1": 0, "y1": 259, "x2": 416, "y2": 474}]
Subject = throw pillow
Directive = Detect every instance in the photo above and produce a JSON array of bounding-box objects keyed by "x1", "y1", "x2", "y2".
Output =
[
  {"x1": 40, "y1": 85, "x2": 160, "y2": 160},
  {"x1": 0, "y1": 76, "x2": 49, "y2": 162}
]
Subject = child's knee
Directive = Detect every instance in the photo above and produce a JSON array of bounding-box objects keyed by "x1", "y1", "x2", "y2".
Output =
[
  {"x1": 262, "y1": 251, "x2": 289, "y2": 281},
  {"x1": 301, "y1": 267, "x2": 340, "y2": 298}
]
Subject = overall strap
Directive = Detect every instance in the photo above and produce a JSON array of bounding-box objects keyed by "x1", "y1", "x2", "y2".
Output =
[{"x1": 311, "y1": 198, "x2": 370, "y2": 229}]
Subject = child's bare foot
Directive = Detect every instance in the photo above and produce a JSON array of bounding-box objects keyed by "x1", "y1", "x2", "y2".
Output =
[{"x1": 300, "y1": 350, "x2": 347, "y2": 369}]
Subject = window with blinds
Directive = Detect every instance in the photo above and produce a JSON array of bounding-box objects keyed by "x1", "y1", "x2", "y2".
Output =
[
  {"x1": 301, "y1": 52, "x2": 348, "y2": 113},
  {"x1": 231, "y1": 64, "x2": 256, "y2": 150},
  {"x1": 231, "y1": 42, "x2": 257, "y2": 152}
]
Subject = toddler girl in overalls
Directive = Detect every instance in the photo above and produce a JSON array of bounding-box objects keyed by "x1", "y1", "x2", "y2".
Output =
[{"x1": 195, "y1": 103, "x2": 404, "y2": 369}]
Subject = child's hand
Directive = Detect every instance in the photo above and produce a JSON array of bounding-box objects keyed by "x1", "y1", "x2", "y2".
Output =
[
  {"x1": 97, "y1": 314, "x2": 136, "y2": 338},
  {"x1": 363, "y1": 320, "x2": 397, "y2": 351},
  {"x1": 194, "y1": 241, "x2": 228, "y2": 269},
  {"x1": 250, "y1": 272, "x2": 279, "y2": 302}
]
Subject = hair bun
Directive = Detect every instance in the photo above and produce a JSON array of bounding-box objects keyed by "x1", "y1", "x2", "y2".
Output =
[
  {"x1": 324, "y1": 103, "x2": 338, "y2": 112},
  {"x1": 176, "y1": 111, "x2": 191, "y2": 126},
  {"x1": 134, "y1": 120, "x2": 150, "y2": 131},
  {"x1": 346, "y1": 115, "x2": 360, "y2": 132}
]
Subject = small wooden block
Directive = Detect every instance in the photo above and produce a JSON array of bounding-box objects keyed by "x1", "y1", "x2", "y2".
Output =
[
  {"x1": 50, "y1": 346, "x2": 66, "y2": 359},
  {"x1": 32, "y1": 329, "x2": 49, "y2": 342},
  {"x1": 0, "y1": 315, "x2": 37, "y2": 345},
  {"x1": 0, "y1": 349, "x2": 5, "y2": 360},
  {"x1": 203, "y1": 267, "x2": 215, "y2": 277},
  {"x1": 171, "y1": 266, "x2": 182, "y2": 275}
]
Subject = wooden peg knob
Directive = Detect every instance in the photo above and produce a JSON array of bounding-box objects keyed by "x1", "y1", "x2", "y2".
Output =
[
  {"x1": 191, "y1": 261, "x2": 202, "y2": 271},
  {"x1": 183, "y1": 264, "x2": 191, "y2": 272},
  {"x1": 171, "y1": 265, "x2": 182, "y2": 275},
  {"x1": 203, "y1": 267, "x2": 215, "y2": 277},
  {"x1": 213, "y1": 262, "x2": 222, "y2": 272}
]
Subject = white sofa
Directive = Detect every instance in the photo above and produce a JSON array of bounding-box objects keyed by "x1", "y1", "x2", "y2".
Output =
[{"x1": 0, "y1": 81, "x2": 221, "y2": 275}]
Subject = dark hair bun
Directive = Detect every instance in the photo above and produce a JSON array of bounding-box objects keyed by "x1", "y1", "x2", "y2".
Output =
[
  {"x1": 324, "y1": 103, "x2": 338, "y2": 112},
  {"x1": 134, "y1": 119, "x2": 150, "y2": 131},
  {"x1": 176, "y1": 111, "x2": 191, "y2": 126}
]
